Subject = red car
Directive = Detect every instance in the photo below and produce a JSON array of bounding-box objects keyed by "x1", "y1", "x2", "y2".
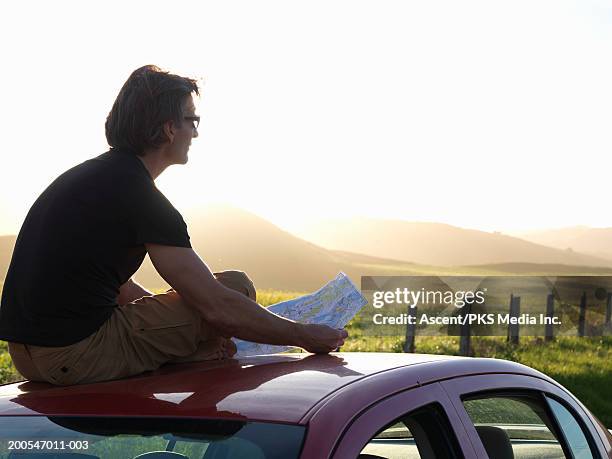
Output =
[{"x1": 0, "y1": 352, "x2": 610, "y2": 458}]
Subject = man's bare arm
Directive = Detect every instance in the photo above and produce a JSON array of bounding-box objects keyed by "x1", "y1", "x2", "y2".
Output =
[
  {"x1": 117, "y1": 278, "x2": 153, "y2": 306},
  {"x1": 145, "y1": 244, "x2": 347, "y2": 353}
]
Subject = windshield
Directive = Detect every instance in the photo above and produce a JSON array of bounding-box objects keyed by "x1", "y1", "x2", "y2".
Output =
[{"x1": 0, "y1": 416, "x2": 305, "y2": 459}]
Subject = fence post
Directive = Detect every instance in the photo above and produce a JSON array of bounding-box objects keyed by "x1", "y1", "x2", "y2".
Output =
[
  {"x1": 459, "y1": 299, "x2": 472, "y2": 356},
  {"x1": 606, "y1": 292, "x2": 612, "y2": 325},
  {"x1": 545, "y1": 293, "x2": 555, "y2": 342},
  {"x1": 403, "y1": 306, "x2": 417, "y2": 353},
  {"x1": 507, "y1": 294, "x2": 520, "y2": 345},
  {"x1": 578, "y1": 291, "x2": 587, "y2": 337}
]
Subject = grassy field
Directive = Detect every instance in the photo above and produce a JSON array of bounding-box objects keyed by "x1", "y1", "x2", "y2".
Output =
[{"x1": 0, "y1": 289, "x2": 610, "y2": 426}]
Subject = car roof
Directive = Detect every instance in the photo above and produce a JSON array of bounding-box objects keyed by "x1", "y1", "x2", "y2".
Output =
[{"x1": 0, "y1": 352, "x2": 553, "y2": 424}]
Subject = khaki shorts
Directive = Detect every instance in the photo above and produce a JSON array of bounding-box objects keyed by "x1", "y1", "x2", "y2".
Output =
[{"x1": 8, "y1": 270, "x2": 256, "y2": 386}]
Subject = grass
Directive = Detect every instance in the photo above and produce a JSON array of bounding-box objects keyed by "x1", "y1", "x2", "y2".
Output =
[{"x1": 1, "y1": 289, "x2": 610, "y2": 426}]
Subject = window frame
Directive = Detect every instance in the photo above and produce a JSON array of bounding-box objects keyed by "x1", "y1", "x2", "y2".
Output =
[
  {"x1": 461, "y1": 389, "x2": 575, "y2": 458},
  {"x1": 439, "y1": 374, "x2": 607, "y2": 459},
  {"x1": 544, "y1": 393, "x2": 602, "y2": 459},
  {"x1": 331, "y1": 382, "x2": 474, "y2": 458}
]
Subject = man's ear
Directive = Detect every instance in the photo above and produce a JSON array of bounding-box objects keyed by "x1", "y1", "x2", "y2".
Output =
[{"x1": 163, "y1": 120, "x2": 176, "y2": 144}]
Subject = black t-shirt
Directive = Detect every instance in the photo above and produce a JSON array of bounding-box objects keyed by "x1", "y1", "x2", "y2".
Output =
[{"x1": 0, "y1": 148, "x2": 191, "y2": 346}]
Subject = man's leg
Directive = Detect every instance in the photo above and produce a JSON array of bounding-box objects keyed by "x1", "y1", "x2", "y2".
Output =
[
  {"x1": 9, "y1": 270, "x2": 256, "y2": 385},
  {"x1": 213, "y1": 270, "x2": 256, "y2": 303},
  {"x1": 167, "y1": 270, "x2": 255, "y2": 363}
]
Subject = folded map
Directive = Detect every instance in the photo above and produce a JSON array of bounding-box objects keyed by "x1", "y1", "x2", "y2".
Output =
[{"x1": 234, "y1": 272, "x2": 368, "y2": 357}]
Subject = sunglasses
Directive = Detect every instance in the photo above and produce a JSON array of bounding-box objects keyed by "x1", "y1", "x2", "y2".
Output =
[{"x1": 184, "y1": 116, "x2": 200, "y2": 130}]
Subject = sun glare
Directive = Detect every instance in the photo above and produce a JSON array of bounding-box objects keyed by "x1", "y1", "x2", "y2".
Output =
[{"x1": 1, "y1": 1, "x2": 611, "y2": 236}]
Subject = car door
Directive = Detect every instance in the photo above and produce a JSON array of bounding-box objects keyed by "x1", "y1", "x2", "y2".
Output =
[
  {"x1": 439, "y1": 374, "x2": 611, "y2": 459},
  {"x1": 331, "y1": 382, "x2": 477, "y2": 458}
]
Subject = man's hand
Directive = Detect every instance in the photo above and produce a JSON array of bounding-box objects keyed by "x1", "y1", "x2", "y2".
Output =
[
  {"x1": 145, "y1": 244, "x2": 349, "y2": 353},
  {"x1": 298, "y1": 325, "x2": 348, "y2": 353}
]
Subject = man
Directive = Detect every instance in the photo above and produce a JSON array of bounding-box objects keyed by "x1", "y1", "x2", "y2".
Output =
[{"x1": 0, "y1": 65, "x2": 347, "y2": 385}]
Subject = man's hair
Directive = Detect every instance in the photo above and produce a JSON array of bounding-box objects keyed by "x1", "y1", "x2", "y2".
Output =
[{"x1": 105, "y1": 65, "x2": 199, "y2": 156}]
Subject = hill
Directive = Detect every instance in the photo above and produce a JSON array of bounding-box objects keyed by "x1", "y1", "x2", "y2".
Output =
[
  {"x1": 513, "y1": 226, "x2": 612, "y2": 260},
  {"x1": 0, "y1": 235, "x2": 16, "y2": 280},
  {"x1": 458, "y1": 262, "x2": 612, "y2": 275},
  {"x1": 292, "y1": 219, "x2": 612, "y2": 268},
  {"x1": 2, "y1": 210, "x2": 612, "y2": 292},
  {"x1": 134, "y1": 206, "x2": 426, "y2": 291}
]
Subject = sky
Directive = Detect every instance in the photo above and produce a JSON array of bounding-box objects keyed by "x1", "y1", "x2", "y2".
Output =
[{"x1": 1, "y1": 0, "x2": 611, "y2": 236}]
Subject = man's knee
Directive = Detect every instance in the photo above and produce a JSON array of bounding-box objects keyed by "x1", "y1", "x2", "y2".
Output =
[{"x1": 214, "y1": 270, "x2": 256, "y2": 302}]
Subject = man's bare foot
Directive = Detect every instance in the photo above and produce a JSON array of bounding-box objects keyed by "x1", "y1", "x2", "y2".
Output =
[{"x1": 220, "y1": 338, "x2": 237, "y2": 359}]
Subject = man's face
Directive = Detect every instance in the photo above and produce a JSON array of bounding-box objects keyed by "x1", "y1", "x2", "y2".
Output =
[{"x1": 167, "y1": 94, "x2": 199, "y2": 165}]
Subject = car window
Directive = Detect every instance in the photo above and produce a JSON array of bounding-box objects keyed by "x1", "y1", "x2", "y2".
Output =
[
  {"x1": 0, "y1": 416, "x2": 305, "y2": 459},
  {"x1": 546, "y1": 396, "x2": 595, "y2": 459},
  {"x1": 359, "y1": 402, "x2": 461, "y2": 459},
  {"x1": 462, "y1": 392, "x2": 597, "y2": 459}
]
